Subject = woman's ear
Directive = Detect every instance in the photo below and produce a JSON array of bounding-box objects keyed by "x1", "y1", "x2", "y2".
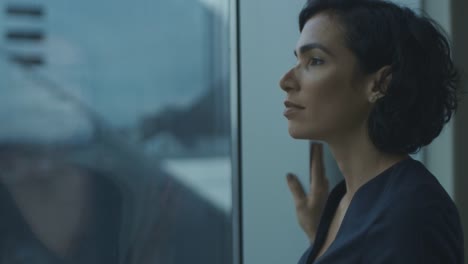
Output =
[{"x1": 367, "y1": 65, "x2": 392, "y2": 103}]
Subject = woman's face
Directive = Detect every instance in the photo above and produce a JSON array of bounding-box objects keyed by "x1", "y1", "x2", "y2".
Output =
[
  {"x1": 0, "y1": 145, "x2": 81, "y2": 187},
  {"x1": 279, "y1": 13, "x2": 374, "y2": 142}
]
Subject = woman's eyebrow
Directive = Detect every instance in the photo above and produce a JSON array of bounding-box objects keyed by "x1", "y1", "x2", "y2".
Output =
[{"x1": 294, "y1": 42, "x2": 334, "y2": 57}]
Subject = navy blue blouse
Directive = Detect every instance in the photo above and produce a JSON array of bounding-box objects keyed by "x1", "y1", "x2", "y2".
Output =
[{"x1": 298, "y1": 158, "x2": 464, "y2": 264}]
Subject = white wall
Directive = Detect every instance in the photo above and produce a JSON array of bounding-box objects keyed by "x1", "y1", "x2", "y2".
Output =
[
  {"x1": 239, "y1": 0, "x2": 311, "y2": 263},
  {"x1": 421, "y1": 0, "x2": 455, "y2": 198},
  {"x1": 423, "y1": 0, "x2": 468, "y2": 261}
]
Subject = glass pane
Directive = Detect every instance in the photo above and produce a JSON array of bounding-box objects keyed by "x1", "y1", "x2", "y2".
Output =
[{"x1": 0, "y1": 0, "x2": 233, "y2": 263}]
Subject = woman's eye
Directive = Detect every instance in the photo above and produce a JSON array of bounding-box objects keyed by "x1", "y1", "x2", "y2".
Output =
[{"x1": 308, "y1": 57, "x2": 324, "y2": 66}]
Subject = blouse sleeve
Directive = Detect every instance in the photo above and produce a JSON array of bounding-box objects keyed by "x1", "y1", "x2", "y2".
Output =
[{"x1": 362, "y1": 194, "x2": 464, "y2": 264}]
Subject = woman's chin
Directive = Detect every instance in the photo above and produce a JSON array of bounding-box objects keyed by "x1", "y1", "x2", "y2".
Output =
[
  {"x1": 288, "y1": 125, "x2": 323, "y2": 140},
  {"x1": 288, "y1": 127, "x2": 312, "y2": 139}
]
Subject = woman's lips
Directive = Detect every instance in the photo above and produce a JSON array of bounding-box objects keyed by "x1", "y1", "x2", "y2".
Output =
[
  {"x1": 284, "y1": 100, "x2": 305, "y2": 109},
  {"x1": 283, "y1": 100, "x2": 305, "y2": 119},
  {"x1": 283, "y1": 107, "x2": 303, "y2": 119}
]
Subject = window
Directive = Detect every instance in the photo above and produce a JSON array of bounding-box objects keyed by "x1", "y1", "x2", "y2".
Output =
[{"x1": 0, "y1": 0, "x2": 234, "y2": 263}]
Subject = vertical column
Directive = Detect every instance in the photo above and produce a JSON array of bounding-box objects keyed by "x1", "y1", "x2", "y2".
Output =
[
  {"x1": 422, "y1": 0, "x2": 467, "y2": 261},
  {"x1": 452, "y1": 0, "x2": 468, "y2": 261},
  {"x1": 422, "y1": 0, "x2": 455, "y2": 198}
]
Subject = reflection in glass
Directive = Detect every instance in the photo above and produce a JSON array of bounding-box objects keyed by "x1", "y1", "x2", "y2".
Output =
[{"x1": 0, "y1": 0, "x2": 233, "y2": 263}]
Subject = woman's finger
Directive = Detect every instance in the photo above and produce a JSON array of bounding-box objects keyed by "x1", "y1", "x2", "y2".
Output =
[
  {"x1": 286, "y1": 173, "x2": 307, "y2": 206},
  {"x1": 310, "y1": 143, "x2": 328, "y2": 194}
]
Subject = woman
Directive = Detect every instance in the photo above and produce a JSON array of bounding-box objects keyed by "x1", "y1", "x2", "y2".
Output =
[{"x1": 280, "y1": 0, "x2": 464, "y2": 263}]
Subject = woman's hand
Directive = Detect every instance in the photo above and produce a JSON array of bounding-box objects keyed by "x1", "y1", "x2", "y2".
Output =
[{"x1": 287, "y1": 143, "x2": 329, "y2": 243}]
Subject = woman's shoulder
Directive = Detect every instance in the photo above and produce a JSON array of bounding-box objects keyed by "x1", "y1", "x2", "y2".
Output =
[
  {"x1": 360, "y1": 158, "x2": 464, "y2": 263},
  {"x1": 354, "y1": 157, "x2": 461, "y2": 232},
  {"x1": 380, "y1": 158, "x2": 455, "y2": 208},
  {"x1": 358, "y1": 158, "x2": 454, "y2": 209}
]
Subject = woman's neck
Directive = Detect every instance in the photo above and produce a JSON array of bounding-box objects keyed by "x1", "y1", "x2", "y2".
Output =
[
  {"x1": 6, "y1": 168, "x2": 92, "y2": 258},
  {"x1": 328, "y1": 127, "x2": 408, "y2": 203}
]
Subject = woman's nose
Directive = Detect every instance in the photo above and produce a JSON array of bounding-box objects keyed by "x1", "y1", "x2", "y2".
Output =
[{"x1": 279, "y1": 68, "x2": 298, "y2": 93}]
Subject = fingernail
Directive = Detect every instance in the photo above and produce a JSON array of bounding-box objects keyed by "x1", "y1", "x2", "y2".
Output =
[{"x1": 286, "y1": 173, "x2": 294, "y2": 181}]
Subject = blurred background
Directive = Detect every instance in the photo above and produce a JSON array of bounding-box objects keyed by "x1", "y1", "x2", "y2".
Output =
[{"x1": 0, "y1": 0, "x2": 466, "y2": 263}]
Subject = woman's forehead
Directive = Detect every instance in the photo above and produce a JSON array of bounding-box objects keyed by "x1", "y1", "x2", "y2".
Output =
[{"x1": 296, "y1": 13, "x2": 345, "y2": 51}]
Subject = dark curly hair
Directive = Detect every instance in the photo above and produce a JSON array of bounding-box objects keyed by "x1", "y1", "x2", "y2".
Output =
[{"x1": 299, "y1": 0, "x2": 460, "y2": 154}]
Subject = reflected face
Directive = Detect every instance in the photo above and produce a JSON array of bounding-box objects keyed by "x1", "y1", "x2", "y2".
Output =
[
  {"x1": 0, "y1": 145, "x2": 80, "y2": 187},
  {"x1": 279, "y1": 13, "x2": 373, "y2": 141}
]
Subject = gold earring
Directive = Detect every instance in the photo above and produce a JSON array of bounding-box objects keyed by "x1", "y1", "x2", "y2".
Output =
[{"x1": 372, "y1": 94, "x2": 383, "y2": 103}]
